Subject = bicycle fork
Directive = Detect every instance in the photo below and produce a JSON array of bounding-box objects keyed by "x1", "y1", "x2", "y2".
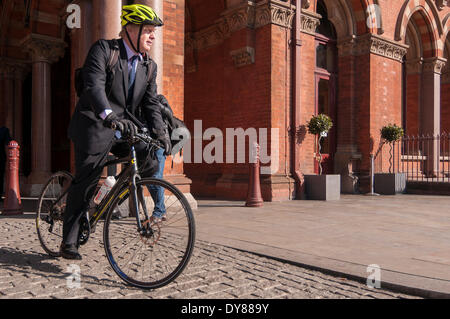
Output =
[{"x1": 128, "y1": 146, "x2": 152, "y2": 235}]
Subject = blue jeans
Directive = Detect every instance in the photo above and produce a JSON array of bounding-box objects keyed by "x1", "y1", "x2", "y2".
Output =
[{"x1": 149, "y1": 148, "x2": 166, "y2": 218}]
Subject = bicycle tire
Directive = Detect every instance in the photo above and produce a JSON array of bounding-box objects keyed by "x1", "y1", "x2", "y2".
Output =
[
  {"x1": 36, "y1": 171, "x2": 73, "y2": 257},
  {"x1": 103, "y1": 178, "x2": 195, "y2": 289}
]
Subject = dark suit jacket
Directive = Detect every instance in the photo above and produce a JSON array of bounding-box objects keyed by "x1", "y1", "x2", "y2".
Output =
[{"x1": 68, "y1": 38, "x2": 165, "y2": 155}]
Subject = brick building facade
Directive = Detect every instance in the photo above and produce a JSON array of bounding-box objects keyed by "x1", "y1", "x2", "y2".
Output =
[
  {"x1": 184, "y1": 0, "x2": 450, "y2": 200},
  {"x1": 0, "y1": 0, "x2": 449, "y2": 201}
]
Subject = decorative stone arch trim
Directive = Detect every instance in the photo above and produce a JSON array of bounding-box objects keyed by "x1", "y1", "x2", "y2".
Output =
[
  {"x1": 320, "y1": 0, "x2": 357, "y2": 39},
  {"x1": 350, "y1": 0, "x2": 383, "y2": 35},
  {"x1": 443, "y1": 14, "x2": 450, "y2": 42},
  {"x1": 395, "y1": 0, "x2": 444, "y2": 57},
  {"x1": 187, "y1": 0, "x2": 296, "y2": 52},
  {"x1": 443, "y1": 14, "x2": 450, "y2": 83}
]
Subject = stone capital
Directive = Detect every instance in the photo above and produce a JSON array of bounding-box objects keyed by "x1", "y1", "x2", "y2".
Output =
[
  {"x1": 338, "y1": 34, "x2": 408, "y2": 63},
  {"x1": 255, "y1": 0, "x2": 296, "y2": 29},
  {"x1": 422, "y1": 57, "x2": 447, "y2": 74},
  {"x1": 299, "y1": 9, "x2": 321, "y2": 36},
  {"x1": 21, "y1": 34, "x2": 67, "y2": 64}
]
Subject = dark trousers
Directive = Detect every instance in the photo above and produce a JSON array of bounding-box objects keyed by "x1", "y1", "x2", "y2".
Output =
[{"x1": 63, "y1": 139, "x2": 157, "y2": 246}]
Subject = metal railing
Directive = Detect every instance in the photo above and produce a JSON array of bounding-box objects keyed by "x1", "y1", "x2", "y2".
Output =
[{"x1": 386, "y1": 133, "x2": 450, "y2": 182}]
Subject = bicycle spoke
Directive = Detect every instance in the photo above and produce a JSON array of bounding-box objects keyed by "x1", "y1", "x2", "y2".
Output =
[
  {"x1": 103, "y1": 177, "x2": 195, "y2": 289},
  {"x1": 36, "y1": 171, "x2": 73, "y2": 257}
]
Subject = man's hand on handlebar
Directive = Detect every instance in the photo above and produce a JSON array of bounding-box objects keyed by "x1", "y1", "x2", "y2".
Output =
[
  {"x1": 103, "y1": 112, "x2": 138, "y2": 138},
  {"x1": 158, "y1": 134, "x2": 172, "y2": 156}
]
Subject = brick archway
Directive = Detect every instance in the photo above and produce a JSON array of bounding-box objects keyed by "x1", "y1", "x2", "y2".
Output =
[
  {"x1": 350, "y1": 0, "x2": 383, "y2": 35},
  {"x1": 395, "y1": 0, "x2": 444, "y2": 58},
  {"x1": 321, "y1": 0, "x2": 357, "y2": 39},
  {"x1": 443, "y1": 13, "x2": 450, "y2": 42},
  {"x1": 441, "y1": 31, "x2": 450, "y2": 133}
]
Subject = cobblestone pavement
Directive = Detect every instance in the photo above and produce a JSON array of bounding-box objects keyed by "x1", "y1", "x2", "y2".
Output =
[{"x1": 0, "y1": 217, "x2": 419, "y2": 299}]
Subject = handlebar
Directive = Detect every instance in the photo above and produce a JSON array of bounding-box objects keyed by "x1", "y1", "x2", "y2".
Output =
[
  {"x1": 133, "y1": 131, "x2": 164, "y2": 150},
  {"x1": 114, "y1": 127, "x2": 163, "y2": 149}
]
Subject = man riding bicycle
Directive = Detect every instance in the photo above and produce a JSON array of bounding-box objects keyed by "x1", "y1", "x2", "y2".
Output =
[{"x1": 62, "y1": 4, "x2": 171, "y2": 260}]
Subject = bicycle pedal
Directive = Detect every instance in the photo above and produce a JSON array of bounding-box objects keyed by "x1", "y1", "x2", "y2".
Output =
[{"x1": 78, "y1": 216, "x2": 91, "y2": 246}]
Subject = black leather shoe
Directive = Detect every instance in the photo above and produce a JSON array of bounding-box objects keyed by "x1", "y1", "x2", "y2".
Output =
[{"x1": 60, "y1": 243, "x2": 82, "y2": 260}]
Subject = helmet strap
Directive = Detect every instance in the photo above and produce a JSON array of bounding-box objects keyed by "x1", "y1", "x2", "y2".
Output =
[
  {"x1": 137, "y1": 24, "x2": 144, "y2": 54},
  {"x1": 124, "y1": 25, "x2": 144, "y2": 55},
  {"x1": 125, "y1": 27, "x2": 138, "y2": 53}
]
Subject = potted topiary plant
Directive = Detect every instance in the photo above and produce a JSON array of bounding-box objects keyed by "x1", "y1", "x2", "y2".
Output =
[
  {"x1": 381, "y1": 124, "x2": 404, "y2": 173},
  {"x1": 303, "y1": 114, "x2": 340, "y2": 201},
  {"x1": 375, "y1": 124, "x2": 406, "y2": 195},
  {"x1": 307, "y1": 114, "x2": 333, "y2": 175}
]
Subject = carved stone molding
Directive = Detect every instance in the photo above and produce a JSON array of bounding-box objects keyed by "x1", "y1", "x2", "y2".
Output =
[
  {"x1": 337, "y1": 34, "x2": 408, "y2": 63},
  {"x1": 299, "y1": 9, "x2": 321, "y2": 36},
  {"x1": 189, "y1": 0, "x2": 296, "y2": 51},
  {"x1": 222, "y1": 1, "x2": 257, "y2": 34},
  {"x1": 422, "y1": 57, "x2": 447, "y2": 74},
  {"x1": 21, "y1": 34, "x2": 67, "y2": 64},
  {"x1": 255, "y1": 0, "x2": 296, "y2": 29},
  {"x1": 230, "y1": 46, "x2": 255, "y2": 67}
]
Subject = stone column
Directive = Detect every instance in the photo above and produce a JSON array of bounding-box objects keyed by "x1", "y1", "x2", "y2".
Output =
[
  {"x1": 21, "y1": 34, "x2": 66, "y2": 195},
  {"x1": 12, "y1": 63, "x2": 29, "y2": 149},
  {"x1": 421, "y1": 57, "x2": 446, "y2": 176},
  {"x1": 0, "y1": 59, "x2": 29, "y2": 182},
  {"x1": 70, "y1": 0, "x2": 94, "y2": 173},
  {"x1": 441, "y1": 65, "x2": 450, "y2": 133},
  {"x1": 336, "y1": 34, "x2": 407, "y2": 191},
  {"x1": 92, "y1": 0, "x2": 122, "y2": 41},
  {"x1": 405, "y1": 58, "x2": 423, "y2": 136},
  {"x1": 0, "y1": 63, "x2": 14, "y2": 131},
  {"x1": 139, "y1": 0, "x2": 164, "y2": 91},
  {"x1": 335, "y1": 37, "x2": 361, "y2": 193}
]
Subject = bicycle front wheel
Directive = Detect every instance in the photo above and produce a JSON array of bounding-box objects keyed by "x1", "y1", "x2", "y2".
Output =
[
  {"x1": 36, "y1": 171, "x2": 73, "y2": 257},
  {"x1": 103, "y1": 178, "x2": 195, "y2": 289}
]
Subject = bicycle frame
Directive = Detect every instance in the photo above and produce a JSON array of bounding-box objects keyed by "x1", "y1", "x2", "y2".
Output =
[
  {"x1": 90, "y1": 144, "x2": 148, "y2": 232},
  {"x1": 45, "y1": 131, "x2": 161, "y2": 238}
]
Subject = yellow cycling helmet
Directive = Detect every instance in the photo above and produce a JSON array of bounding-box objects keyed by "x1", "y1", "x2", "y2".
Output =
[
  {"x1": 121, "y1": 4, "x2": 163, "y2": 27},
  {"x1": 121, "y1": 4, "x2": 163, "y2": 54}
]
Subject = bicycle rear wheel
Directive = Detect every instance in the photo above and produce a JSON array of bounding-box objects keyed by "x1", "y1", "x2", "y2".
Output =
[
  {"x1": 103, "y1": 178, "x2": 195, "y2": 289},
  {"x1": 36, "y1": 171, "x2": 73, "y2": 257}
]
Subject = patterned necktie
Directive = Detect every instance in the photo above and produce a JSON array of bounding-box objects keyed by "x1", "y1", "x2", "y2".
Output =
[{"x1": 128, "y1": 55, "x2": 139, "y2": 99}]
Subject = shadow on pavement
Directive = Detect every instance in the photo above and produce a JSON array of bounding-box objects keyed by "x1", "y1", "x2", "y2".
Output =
[
  {"x1": 0, "y1": 247, "x2": 62, "y2": 274},
  {"x1": 0, "y1": 247, "x2": 135, "y2": 290}
]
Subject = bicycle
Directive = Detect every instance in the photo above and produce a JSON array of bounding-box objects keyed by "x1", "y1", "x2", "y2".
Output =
[{"x1": 35, "y1": 129, "x2": 195, "y2": 289}]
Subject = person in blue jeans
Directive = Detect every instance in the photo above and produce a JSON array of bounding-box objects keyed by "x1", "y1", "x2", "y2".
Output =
[
  {"x1": 149, "y1": 94, "x2": 174, "y2": 223},
  {"x1": 149, "y1": 147, "x2": 166, "y2": 222}
]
